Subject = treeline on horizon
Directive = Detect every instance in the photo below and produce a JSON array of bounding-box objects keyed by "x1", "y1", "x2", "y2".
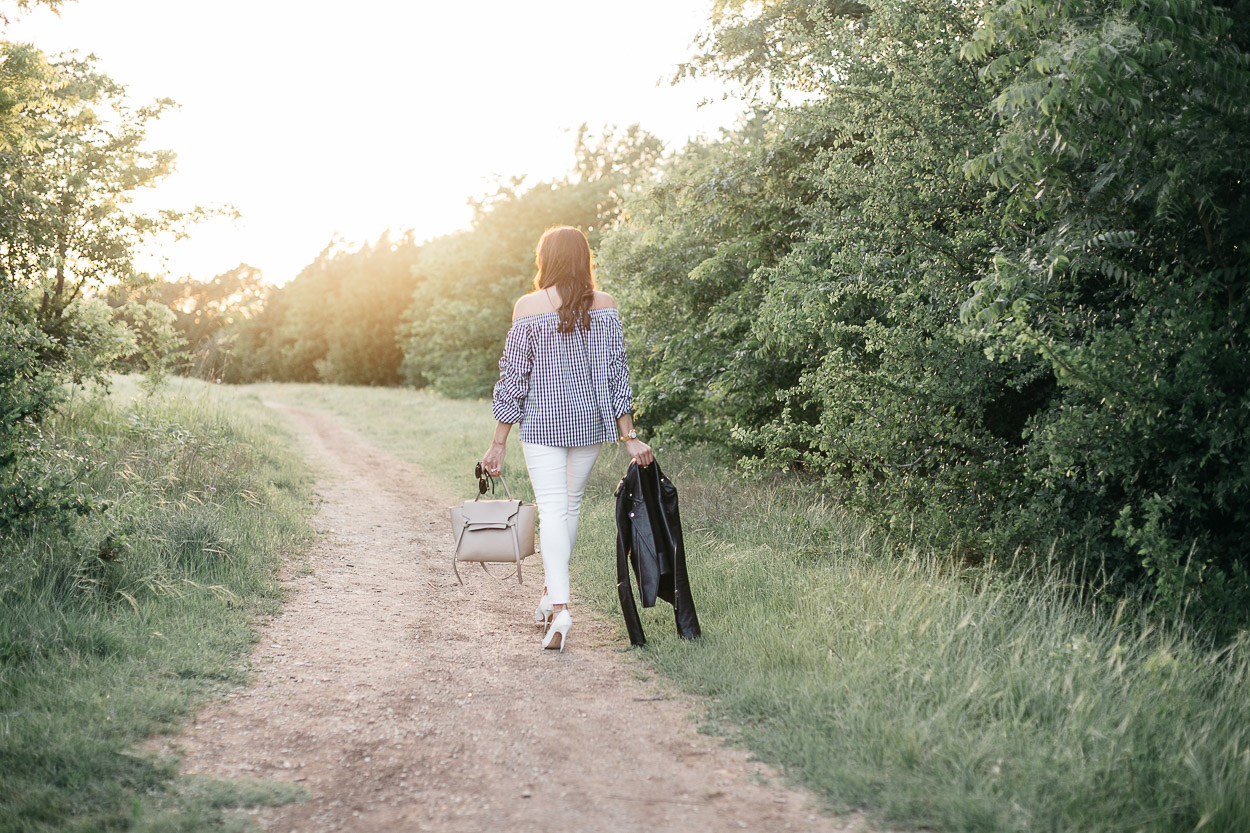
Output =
[{"x1": 7, "y1": 0, "x2": 1249, "y2": 640}]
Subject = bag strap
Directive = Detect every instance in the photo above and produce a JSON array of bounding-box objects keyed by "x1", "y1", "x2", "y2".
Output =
[
  {"x1": 476, "y1": 473, "x2": 515, "y2": 501},
  {"x1": 452, "y1": 517, "x2": 466, "y2": 584}
]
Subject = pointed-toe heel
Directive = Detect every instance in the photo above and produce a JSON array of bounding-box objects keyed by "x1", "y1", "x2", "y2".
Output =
[
  {"x1": 542, "y1": 610, "x2": 572, "y2": 652},
  {"x1": 533, "y1": 594, "x2": 554, "y2": 626}
]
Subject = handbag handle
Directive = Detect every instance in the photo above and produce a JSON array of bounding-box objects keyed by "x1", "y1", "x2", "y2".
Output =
[{"x1": 476, "y1": 473, "x2": 515, "y2": 501}]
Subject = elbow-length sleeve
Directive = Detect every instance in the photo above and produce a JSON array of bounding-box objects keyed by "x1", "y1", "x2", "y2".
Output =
[
  {"x1": 605, "y1": 313, "x2": 634, "y2": 418},
  {"x1": 492, "y1": 322, "x2": 532, "y2": 424}
]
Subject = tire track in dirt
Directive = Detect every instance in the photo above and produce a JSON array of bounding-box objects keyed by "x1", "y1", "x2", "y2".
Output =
[{"x1": 171, "y1": 401, "x2": 881, "y2": 833}]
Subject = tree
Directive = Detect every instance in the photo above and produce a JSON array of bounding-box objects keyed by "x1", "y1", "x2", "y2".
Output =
[
  {"x1": 602, "y1": 0, "x2": 1250, "y2": 635},
  {"x1": 113, "y1": 263, "x2": 265, "y2": 380},
  {"x1": 961, "y1": 0, "x2": 1250, "y2": 627},
  {"x1": 597, "y1": 109, "x2": 820, "y2": 445},
  {"x1": 1, "y1": 38, "x2": 191, "y2": 533},
  {"x1": 224, "y1": 234, "x2": 423, "y2": 385},
  {"x1": 605, "y1": 1, "x2": 1026, "y2": 553}
]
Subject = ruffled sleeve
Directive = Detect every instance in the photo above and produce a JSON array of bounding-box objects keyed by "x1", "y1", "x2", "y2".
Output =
[
  {"x1": 604, "y1": 312, "x2": 634, "y2": 418},
  {"x1": 492, "y1": 321, "x2": 533, "y2": 424}
]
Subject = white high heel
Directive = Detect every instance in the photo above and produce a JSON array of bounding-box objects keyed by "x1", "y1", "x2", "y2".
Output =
[
  {"x1": 542, "y1": 610, "x2": 572, "y2": 652},
  {"x1": 533, "y1": 593, "x2": 554, "y2": 626}
]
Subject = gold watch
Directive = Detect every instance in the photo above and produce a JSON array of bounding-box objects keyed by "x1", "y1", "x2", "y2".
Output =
[{"x1": 619, "y1": 429, "x2": 637, "y2": 442}]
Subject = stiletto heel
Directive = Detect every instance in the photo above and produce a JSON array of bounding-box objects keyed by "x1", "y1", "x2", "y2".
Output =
[
  {"x1": 542, "y1": 610, "x2": 572, "y2": 652},
  {"x1": 534, "y1": 594, "x2": 554, "y2": 626}
]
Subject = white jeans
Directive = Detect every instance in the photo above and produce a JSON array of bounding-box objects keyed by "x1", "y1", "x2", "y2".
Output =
[{"x1": 521, "y1": 442, "x2": 602, "y2": 605}]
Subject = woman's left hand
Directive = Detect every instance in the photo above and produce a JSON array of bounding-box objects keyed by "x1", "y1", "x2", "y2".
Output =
[{"x1": 625, "y1": 438, "x2": 654, "y2": 467}]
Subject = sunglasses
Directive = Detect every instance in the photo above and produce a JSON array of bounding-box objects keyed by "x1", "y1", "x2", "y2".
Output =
[{"x1": 474, "y1": 461, "x2": 494, "y2": 496}]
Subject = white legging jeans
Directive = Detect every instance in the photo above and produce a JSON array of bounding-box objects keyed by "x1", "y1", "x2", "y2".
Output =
[{"x1": 521, "y1": 442, "x2": 602, "y2": 605}]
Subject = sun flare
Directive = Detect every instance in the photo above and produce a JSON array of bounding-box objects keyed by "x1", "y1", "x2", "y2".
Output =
[{"x1": 8, "y1": 0, "x2": 739, "y2": 284}]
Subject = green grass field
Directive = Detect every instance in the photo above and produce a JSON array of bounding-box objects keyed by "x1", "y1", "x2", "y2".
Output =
[
  {"x1": 0, "y1": 377, "x2": 316, "y2": 832},
  {"x1": 249, "y1": 381, "x2": 1250, "y2": 833},
  {"x1": 6, "y1": 378, "x2": 1247, "y2": 832}
]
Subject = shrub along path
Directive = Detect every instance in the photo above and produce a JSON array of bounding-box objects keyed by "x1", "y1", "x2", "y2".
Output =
[{"x1": 169, "y1": 401, "x2": 872, "y2": 833}]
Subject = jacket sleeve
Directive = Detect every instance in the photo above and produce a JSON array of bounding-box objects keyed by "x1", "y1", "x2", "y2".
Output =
[
  {"x1": 492, "y1": 322, "x2": 532, "y2": 425},
  {"x1": 649, "y1": 462, "x2": 702, "y2": 640},
  {"x1": 615, "y1": 468, "x2": 647, "y2": 646},
  {"x1": 664, "y1": 473, "x2": 702, "y2": 641}
]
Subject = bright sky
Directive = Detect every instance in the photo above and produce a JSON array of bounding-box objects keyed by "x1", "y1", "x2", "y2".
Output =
[{"x1": 9, "y1": 1, "x2": 743, "y2": 284}]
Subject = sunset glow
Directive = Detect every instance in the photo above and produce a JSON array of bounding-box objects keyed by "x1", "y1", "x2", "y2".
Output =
[{"x1": 9, "y1": 0, "x2": 741, "y2": 284}]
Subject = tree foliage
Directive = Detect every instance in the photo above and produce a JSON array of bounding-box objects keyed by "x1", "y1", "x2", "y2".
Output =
[
  {"x1": 599, "y1": 0, "x2": 1250, "y2": 635},
  {"x1": 224, "y1": 233, "x2": 421, "y2": 385},
  {"x1": 1, "y1": 35, "x2": 189, "y2": 534},
  {"x1": 607, "y1": 0, "x2": 1028, "y2": 550},
  {"x1": 959, "y1": 0, "x2": 1250, "y2": 623},
  {"x1": 126, "y1": 263, "x2": 266, "y2": 380},
  {"x1": 598, "y1": 110, "x2": 819, "y2": 445}
]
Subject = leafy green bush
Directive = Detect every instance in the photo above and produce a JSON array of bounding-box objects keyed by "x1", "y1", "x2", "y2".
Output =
[
  {"x1": 599, "y1": 111, "x2": 816, "y2": 446},
  {"x1": 1, "y1": 292, "x2": 129, "y2": 538},
  {"x1": 603, "y1": 0, "x2": 1033, "y2": 554},
  {"x1": 959, "y1": 0, "x2": 1250, "y2": 629},
  {"x1": 598, "y1": 0, "x2": 1250, "y2": 636}
]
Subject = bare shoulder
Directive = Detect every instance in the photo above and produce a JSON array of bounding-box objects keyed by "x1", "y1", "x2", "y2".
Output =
[
  {"x1": 591, "y1": 290, "x2": 618, "y2": 310},
  {"x1": 512, "y1": 291, "x2": 548, "y2": 321}
]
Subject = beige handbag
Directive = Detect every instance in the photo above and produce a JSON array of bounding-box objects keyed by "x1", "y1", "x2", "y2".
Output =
[{"x1": 449, "y1": 471, "x2": 536, "y2": 584}]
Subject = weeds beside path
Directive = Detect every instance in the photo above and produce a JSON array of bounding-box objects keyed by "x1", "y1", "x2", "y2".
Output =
[
  {"x1": 12, "y1": 378, "x2": 1242, "y2": 832},
  {"x1": 169, "y1": 398, "x2": 863, "y2": 832},
  {"x1": 0, "y1": 379, "x2": 315, "y2": 832}
]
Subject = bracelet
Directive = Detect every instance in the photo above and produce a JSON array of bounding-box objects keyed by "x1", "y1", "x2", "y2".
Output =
[{"x1": 619, "y1": 429, "x2": 637, "y2": 443}]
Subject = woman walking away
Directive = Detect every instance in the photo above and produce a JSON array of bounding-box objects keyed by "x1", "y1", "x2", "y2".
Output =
[{"x1": 481, "y1": 225, "x2": 653, "y2": 652}]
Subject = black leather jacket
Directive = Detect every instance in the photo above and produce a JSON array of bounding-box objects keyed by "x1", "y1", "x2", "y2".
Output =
[{"x1": 614, "y1": 460, "x2": 701, "y2": 646}]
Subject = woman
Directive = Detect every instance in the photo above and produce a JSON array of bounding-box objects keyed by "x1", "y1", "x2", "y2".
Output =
[{"x1": 481, "y1": 225, "x2": 653, "y2": 652}]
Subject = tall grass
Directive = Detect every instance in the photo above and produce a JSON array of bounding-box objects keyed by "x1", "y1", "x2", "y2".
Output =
[
  {"x1": 253, "y1": 382, "x2": 1250, "y2": 833},
  {"x1": 575, "y1": 474, "x2": 1250, "y2": 832},
  {"x1": 0, "y1": 377, "x2": 315, "y2": 832}
]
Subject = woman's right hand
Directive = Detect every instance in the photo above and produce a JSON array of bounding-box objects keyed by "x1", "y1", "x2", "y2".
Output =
[
  {"x1": 625, "y1": 438, "x2": 654, "y2": 468},
  {"x1": 481, "y1": 441, "x2": 506, "y2": 477}
]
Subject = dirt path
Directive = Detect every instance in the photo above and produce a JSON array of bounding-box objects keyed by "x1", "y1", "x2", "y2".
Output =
[{"x1": 173, "y1": 402, "x2": 876, "y2": 833}]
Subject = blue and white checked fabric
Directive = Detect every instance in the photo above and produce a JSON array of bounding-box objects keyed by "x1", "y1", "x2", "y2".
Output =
[{"x1": 492, "y1": 308, "x2": 634, "y2": 447}]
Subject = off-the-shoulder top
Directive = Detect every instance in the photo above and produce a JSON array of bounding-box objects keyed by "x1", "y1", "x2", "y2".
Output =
[{"x1": 492, "y1": 308, "x2": 634, "y2": 447}]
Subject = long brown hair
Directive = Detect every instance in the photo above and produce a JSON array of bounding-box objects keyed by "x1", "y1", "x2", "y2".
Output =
[{"x1": 533, "y1": 225, "x2": 597, "y2": 333}]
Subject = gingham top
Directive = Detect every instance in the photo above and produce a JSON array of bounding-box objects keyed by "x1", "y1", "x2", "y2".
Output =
[{"x1": 492, "y1": 308, "x2": 634, "y2": 447}]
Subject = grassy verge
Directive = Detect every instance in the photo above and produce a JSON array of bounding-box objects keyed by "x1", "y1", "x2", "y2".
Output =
[
  {"x1": 0, "y1": 376, "x2": 316, "y2": 832},
  {"x1": 248, "y1": 381, "x2": 1250, "y2": 833}
]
